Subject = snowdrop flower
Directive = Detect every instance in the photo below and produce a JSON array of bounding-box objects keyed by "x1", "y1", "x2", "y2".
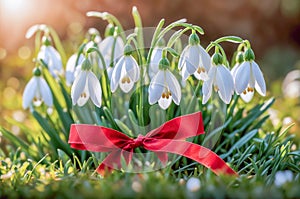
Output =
[
  {"x1": 22, "y1": 68, "x2": 53, "y2": 109},
  {"x1": 234, "y1": 49, "x2": 266, "y2": 100},
  {"x1": 65, "y1": 53, "x2": 84, "y2": 86},
  {"x1": 99, "y1": 35, "x2": 124, "y2": 69},
  {"x1": 71, "y1": 58, "x2": 102, "y2": 107},
  {"x1": 110, "y1": 44, "x2": 140, "y2": 93},
  {"x1": 202, "y1": 53, "x2": 234, "y2": 104},
  {"x1": 37, "y1": 36, "x2": 63, "y2": 78},
  {"x1": 149, "y1": 47, "x2": 163, "y2": 79},
  {"x1": 178, "y1": 33, "x2": 211, "y2": 81},
  {"x1": 231, "y1": 52, "x2": 254, "y2": 102},
  {"x1": 186, "y1": 177, "x2": 201, "y2": 192},
  {"x1": 149, "y1": 58, "x2": 181, "y2": 109},
  {"x1": 274, "y1": 170, "x2": 293, "y2": 187}
]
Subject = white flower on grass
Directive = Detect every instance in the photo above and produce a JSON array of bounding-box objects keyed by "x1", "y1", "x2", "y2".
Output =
[
  {"x1": 65, "y1": 53, "x2": 85, "y2": 86},
  {"x1": 71, "y1": 59, "x2": 102, "y2": 107},
  {"x1": 274, "y1": 170, "x2": 293, "y2": 187},
  {"x1": 202, "y1": 53, "x2": 234, "y2": 104},
  {"x1": 178, "y1": 33, "x2": 211, "y2": 81},
  {"x1": 110, "y1": 45, "x2": 140, "y2": 93},
  {"x1": 149, "y1": 47, "x2": 163, "y2": 79},
  {"x1": 22, "y1": 68, "x2": 53, "y2": 109},
  {"x1": 149, "y1": 58, "x2": 181, "y2": 109},
  {"x1": 37, "y1": 36, "x2": 63, "y2": 78},
  {"x1": 234, "y1": 49, "x2": 266, "y2": 100},
  {"x1": 186, "y1": 177, "x2": 201, "y2": 192}
]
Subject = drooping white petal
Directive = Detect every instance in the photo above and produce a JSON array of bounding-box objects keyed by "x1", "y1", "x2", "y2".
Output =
[
  {"x1": 99, "y1": 36, "x2": 124, "y2": 64},
  {"x1": 125, "y1": 56, "x2": 140, "y2": 82},
  {"x1": 187, "y1": 45, "x2": 200, "y2": 71},
  {"x1": 149, "y1": 70, "x2": 165, "y2": 105},
  {"x1": 182, "y1": 64, "x2": 191, "y2": 81},
  {"x1": 158, "y1": 96, "x2": 172, "y2": 110},
  {"x1": 37, "y1": 46, "x2": 47, "y2": 62},
  {"x1": 149, "y1": 47, "x2": 163, "y2": 78},
  {"x1": 99, "y1": 36, "x2": 114, "y2": 57},
  {"x1": 71, "y1": 71, "x2": 87, "y2": 105},
  {"x1": 39, "y1": 77, "x2": 53, "y2": 107},
  {"x1": 48, "y1": 46, "x2": 63, "y2": 73},
  {"x1": 251, "y1": 61, "x2": 266, "y2": 96},
  {"x1": 114, "y1": 37, "x2": 125, "y2": 60},
  {"x1": 185, "y1": 46, "x2": 198, "y2": 75},
  {"x1": 235, "y1": 62, "x2": 251, "y2": 94},
  {"x1": 87, "y1": 71, "x2": 102, "y2": 107},
  {"x1": 216, "y1": 65, "x2": 234, "y2": 104},
  {"x1": 202, "y1": 80, "x2": 212, "y2": 104},
  {"x1": 202, "y1": 66, "x2": 216, "y2": 104},
  {"x1": 66, "y1": 54, "x2": 84, "y2": 86},
  {"x1": 22, "y1": 76, "x2": 38, "y2": 109},
  {"x1": 110, "y1": 56, "x2": 125, "y2": 92},
  {"x1": 107, "y1": 67, "x2": 113, "y2": 80},
  {"x1": 198, "y1": 45, "x2": 211, "y2": 71},
  {"x1": 240, "y1": 90, "x2": 254, "y2": 103},
  {"x1": 178, "y1": 46, "x2": 189, "y2": 69},
  {"x1": 165, "y1": 70, "x2": 181, "y2": 105},
  {"x1": 231, "y1": 63, "x2": 240, "y2": 80}
]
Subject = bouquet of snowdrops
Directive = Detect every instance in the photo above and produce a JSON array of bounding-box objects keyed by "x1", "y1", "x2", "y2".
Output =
[{"x1": 22, "y1": 7, "x2": 266, "y2": 173}]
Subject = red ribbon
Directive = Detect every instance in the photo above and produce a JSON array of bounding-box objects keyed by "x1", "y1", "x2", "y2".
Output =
[{"x1": 68, "y1": 112, "x2": 237, "y2": 176}]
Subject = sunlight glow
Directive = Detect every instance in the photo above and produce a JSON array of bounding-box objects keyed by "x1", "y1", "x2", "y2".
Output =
[{"x1": 1, "y1": 0, "x2": 26, "y2": 13}]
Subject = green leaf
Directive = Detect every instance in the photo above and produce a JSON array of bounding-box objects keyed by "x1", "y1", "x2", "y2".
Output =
[
  {"x1": 221, "y1": 129, "x2": 258, "y2": 159},
  {"x1": 214, "y1": 36, "x2": 243, "y2": 44}
]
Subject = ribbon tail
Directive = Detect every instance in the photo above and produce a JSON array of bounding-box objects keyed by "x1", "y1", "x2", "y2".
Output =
[
  {"x1": 96, "y1": 150, "x2": 122, "y2": 176},
  {"x1": 154, "y1": 152, "x2": 168, "y2": 166},
  {"x1": 148, "y1": 140, "x2": 238, "y2": 176}
]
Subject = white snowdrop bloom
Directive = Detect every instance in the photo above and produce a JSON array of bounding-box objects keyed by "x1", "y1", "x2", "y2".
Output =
[
  {"x1": 110, "y1": 47, "x2": 140, "y2": 93},
  {"x1": 22, "y1": 68, "x2": 53, "y2": 109},
  {"x1": 231, "y1": 52, "x2": 254, "y2": 103},
  {"x1": 71, "y1": 59, "x2": 102, "y2": 107},
  {"x1": 178, "y1": 33, "x2": 211, "y2": 81},
  {"x1": 65, "y1": 53, "x2": 85, "y2": 86},
  {"x1": 99, "y1": 36, "x2": 124, "y2": 68},
  {"x1": 149, "y1": 47, "x2": 163, "y2": 79},
  {"x1": 149, "y1": 58, "x2": 181, "y2": 109},
  {"x1": 234, "y1": 49, "x2": 266, "y2": 99},
  {"x1": 274, "y1": 170, "x2": 293, "y2": 187},
  {"x1": 202, "y1": 53, "x2": 234, "y2": 104},
  {"x1": 37, "y1": 37, "x2": 63, "y2": 78},
  {"x1": 186, "y1": 177, "x2": 201, "y2": 192}
]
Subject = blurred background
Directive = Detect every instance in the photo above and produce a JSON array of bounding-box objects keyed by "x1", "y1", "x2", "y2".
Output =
[{"x1": 0, "y1": 0, "x2": 299, "y2": 135}]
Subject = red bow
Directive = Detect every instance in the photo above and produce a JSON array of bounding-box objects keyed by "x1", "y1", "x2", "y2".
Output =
[{"x1": 68, "y1": 112, "x2": 237, "y2": 176}]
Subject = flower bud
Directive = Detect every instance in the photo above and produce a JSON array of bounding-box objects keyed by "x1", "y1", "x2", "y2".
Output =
[
  {"x1": 105, "y1": 24, "x2": 115, "y2": 37},
  {"x1": 235, "y1": 52, "x2": 244, "y2": 64},
  {"x1": 244, "y1": 48, "x2": 255, "y2": 61},
  {"x1": 212, "y1": 53, "x2": 223, "y2": 65},
  {"x1": 188, "y1": 33, "x2": 200, "y2": 46},
  {"x1": 41, "y1": 36, "x2": 51, "y2": 46},
  {"x1": 81, "y1": 59, "x2": 92, "y2": 70},
  {"x1": 158, "y1": 57, "x2": 170, "y2": 70},
  {"x1": 33, "y1": 67, "x2": 42, "y2": 76},
  {"x1": 124, "y1": 44, "x2": 134, "y2": 56}
]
